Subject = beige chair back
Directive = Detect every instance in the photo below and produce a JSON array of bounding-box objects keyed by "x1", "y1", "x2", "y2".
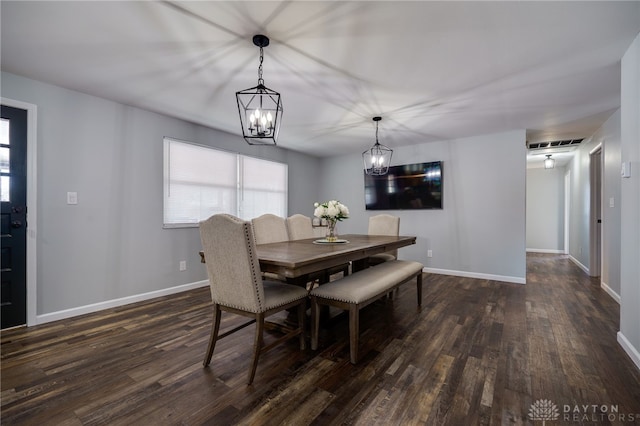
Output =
[
  {"x1": 199, "y1": 214, "x2": 265, "y2": 313},
  {"x1": 251, "y1": 214, "x2": 289, "y2": 244},
  {"x1": 368, "y1": 214, "x2": 400, "y2": 259},
  {"x1": 286, "y1": 214, "x2": 315, "y2": 240}
]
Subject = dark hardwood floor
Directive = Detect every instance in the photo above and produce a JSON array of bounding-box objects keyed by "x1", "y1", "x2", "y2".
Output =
[{"x1": 2, "y1": 253, "x2": 640, "y2": 425}]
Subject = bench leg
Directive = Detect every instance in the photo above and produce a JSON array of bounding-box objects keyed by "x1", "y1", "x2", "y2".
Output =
[
  {"x1": 311, "y1": 296, "x2": 320, "y2": 351},
  {"x1": 349, "y1": 304, "x2": 359, "y2": 364},
  {"x1": 416, "y1": 272, "x2": 423, "y2": 307}
]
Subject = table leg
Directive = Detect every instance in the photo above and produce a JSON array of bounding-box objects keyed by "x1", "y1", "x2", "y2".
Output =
[{"x1": 351, "y1": 258, "x2": 369, "y2": 273}]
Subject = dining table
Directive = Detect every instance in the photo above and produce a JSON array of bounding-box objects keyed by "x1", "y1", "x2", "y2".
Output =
[{"x1": 199, "y1": 234, "x2": 417, "y2": 286}]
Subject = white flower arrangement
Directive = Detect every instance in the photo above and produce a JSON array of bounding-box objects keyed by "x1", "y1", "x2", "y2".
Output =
[{"x1": 313, "y1": 200, "x2": 350, "y2": 222}]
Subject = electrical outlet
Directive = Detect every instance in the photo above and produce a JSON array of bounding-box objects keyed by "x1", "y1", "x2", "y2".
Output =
[
  {"x1": 179, "y1": 260, "x2": 186, "y2": 271},
  {"x1": 427, "y1": 250, "x2": 433, "y2": 258}
]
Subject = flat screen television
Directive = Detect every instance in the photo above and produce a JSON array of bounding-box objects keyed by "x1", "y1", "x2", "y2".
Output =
[{"x1": 364, "y1": 161, "x2": 443, "y2": 210}]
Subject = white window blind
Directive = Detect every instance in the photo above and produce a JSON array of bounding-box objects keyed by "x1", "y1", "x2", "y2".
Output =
[
  {"x1": 239, "y1": 156, "x2": 288, "y2": 220},
  {"x1": 163, "y1": 138, "x2": 287, "y2": 227}
]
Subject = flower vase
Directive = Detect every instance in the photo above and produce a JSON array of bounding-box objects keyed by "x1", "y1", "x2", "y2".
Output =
[{"x1": 326, "y1": 220, "x2": 338, "y2": 242}]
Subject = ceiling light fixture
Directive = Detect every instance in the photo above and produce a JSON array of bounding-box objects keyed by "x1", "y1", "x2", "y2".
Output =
[
  {"x1": 362, "y1": 117, "x2": 393, "y2": 176},
  {"x1": 236, "y1": 34, "x2": 283, "y2": 145},
  {"x1": 544, "y1": 154, "x2": 555, "y2": 169}
]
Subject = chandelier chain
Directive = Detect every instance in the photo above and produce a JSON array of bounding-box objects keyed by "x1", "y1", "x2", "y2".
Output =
[{"x1": 258, "y1": 47, "x2": 264, "y2": 85}]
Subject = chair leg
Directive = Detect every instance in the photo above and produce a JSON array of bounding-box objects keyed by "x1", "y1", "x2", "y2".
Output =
[
  {"x1": 247, "y1": 313, "x2": 265, "y2": 385},
  {"x1": 416, "y1": 273, "x2": 423, "y2": 307},
  {"x1": 297, "y1": 302, "x2": 306, "y2": 350},
  {"x1": 203, "y1": 304, "x2": 222, "y2": 367},
  {"x1": 311, "y1": 296, "x2": 320, "y2": 350},
  {"x1": 348, "y1": 305, "x2": 359, "y2": 364}
]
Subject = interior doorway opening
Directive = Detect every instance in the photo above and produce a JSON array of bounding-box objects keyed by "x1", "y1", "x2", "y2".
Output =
[
  {"x1": 589, "y1": 145, "x2": 602, "y2": 278},
  {"x1": 564, "y1": 170, "x2": 571, "y2": 255}
]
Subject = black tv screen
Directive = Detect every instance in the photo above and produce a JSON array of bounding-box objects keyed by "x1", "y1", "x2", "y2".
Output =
[{"x1": 364, "y1": 161, "x2": 443, "y2": 210}]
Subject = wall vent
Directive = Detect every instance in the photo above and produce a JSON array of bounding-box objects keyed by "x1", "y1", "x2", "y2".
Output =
[{"x1": 527, "y1": 138, "x2": 584, "y2": 150}]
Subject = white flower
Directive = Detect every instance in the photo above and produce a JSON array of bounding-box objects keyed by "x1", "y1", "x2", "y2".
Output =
[{"x1": 313, "y1": 200, "x2": 350, "y2": 222}]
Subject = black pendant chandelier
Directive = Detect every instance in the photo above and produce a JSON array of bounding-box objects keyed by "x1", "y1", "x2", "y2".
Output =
[
  {"x1": 362, "y1": 116, "x2": 393, "y2": 175},
  {"x1": 236, "y1": 34, "x2": 283, "y2": 145}
]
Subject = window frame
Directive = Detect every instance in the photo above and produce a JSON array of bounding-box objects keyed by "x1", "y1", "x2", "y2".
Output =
[{"x1": 163, "y1": 137, "x2": 288, "y2": 228}]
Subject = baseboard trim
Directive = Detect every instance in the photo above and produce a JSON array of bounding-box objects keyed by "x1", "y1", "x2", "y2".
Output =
[
  {"x1": 36, "y1": 280, "x2": 210, "y2": 325},
  {"x1": 423, "y1": 267, "x2": 526, "y2": 285},
  {"x1": 526, "y1": 248, "x2": 565, "y2": 254},
  {"x1": 617, "y1": 331, "x2": 640, "y2": 372},
  {"x1": 568, "y1": 255, "x2": 589, "y2": 275},
  {"x1": 601, "y1": 281, "x2": 621, "y2": 304}
]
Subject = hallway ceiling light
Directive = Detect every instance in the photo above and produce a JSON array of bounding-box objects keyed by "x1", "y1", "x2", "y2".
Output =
[{"x1": 544, "y1": 154, "x2": 555, "y2": 169}]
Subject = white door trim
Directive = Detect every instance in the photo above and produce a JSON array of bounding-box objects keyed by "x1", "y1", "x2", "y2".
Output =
[
  {"x1": 564, "y1": 170, "x2": 571, "y2": 255},
  {"x1": 589, "y1": 143, "x2": 603, "y2": 278}
]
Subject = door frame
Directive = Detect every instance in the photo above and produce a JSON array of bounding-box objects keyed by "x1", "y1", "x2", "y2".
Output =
[
  {"x1": 1, "y1": 97, "x2": 37, "y2": 326},
  {"x1": 589, "y1": 143, "x2": 603, "y2": 278},
  {"x1": 564, "y1": 170, "x2": 571, "y2": 255}
]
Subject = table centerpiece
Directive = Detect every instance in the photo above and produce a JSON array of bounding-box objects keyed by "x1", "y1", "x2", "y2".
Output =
[{"x1": 313, "y1": 200, "x2": 350, "y2": 242}]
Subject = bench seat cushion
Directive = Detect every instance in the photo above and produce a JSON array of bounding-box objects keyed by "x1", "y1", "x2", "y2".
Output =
[{"x1": 310, "y1": 260, "x2": 423, "y2": 304}]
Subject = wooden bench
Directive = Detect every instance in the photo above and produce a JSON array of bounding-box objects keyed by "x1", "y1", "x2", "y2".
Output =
[{"x1": 309, "y1": 259, "x2": 424, "y2": 364}]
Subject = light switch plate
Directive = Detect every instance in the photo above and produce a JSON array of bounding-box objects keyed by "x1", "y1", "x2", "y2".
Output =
[
  {"x1": 621, "y1": 161, "x2": 631, "y2": 178},
  {"x1": 67, "y1": 192, "x2": 78, "y2": 205}
]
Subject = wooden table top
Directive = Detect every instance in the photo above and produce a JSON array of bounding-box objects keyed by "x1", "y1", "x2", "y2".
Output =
[{"x1": 255, "y1": 234, "x2": 416, "y2": 279}]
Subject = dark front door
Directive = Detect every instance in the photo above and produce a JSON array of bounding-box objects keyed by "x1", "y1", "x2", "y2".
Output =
[{"x1": 1, "y1": 105, "x2": 28, "y2": 329}]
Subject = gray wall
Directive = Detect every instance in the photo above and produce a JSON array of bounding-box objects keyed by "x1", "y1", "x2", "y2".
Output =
[
  {"x1": 526, "y1": 167, "x2": 566, "y2": 252},
  {"x1": 565, "y1": 110, "x2": 622, "y2": 296},
  {"x1": 318, "y1": 130, "x2": 527, "y2": 283},
  {"x1": 1, "y1": 71, "x2": 321, "y2": 316},
  {"x1": 566, "y1": 145, "x2": 591, "y2": 270},
  {"x1": 619, "y1": 32, "x2": 640, "y2": 369}
]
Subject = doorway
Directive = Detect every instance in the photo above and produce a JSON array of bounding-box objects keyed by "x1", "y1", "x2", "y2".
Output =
[
  {"x1": 1, "y1": 98, "x2": 37, "y2": 328},
  {"x1": 1, "y1": 105, "x2": 28, "y2": 328},
  {"x1": 589, "y1": 145, "x2": 602, "y2": 277},
  {"x1": 564, "y1": 170, "x2": 571, "y2": 255}
]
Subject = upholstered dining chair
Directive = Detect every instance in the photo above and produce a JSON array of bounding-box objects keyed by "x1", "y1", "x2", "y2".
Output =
[
  {"x1": 286, "y1": 214, "x2": 350, "y2": 282},
  {"x1": 368, "y1": 214, "x2": 401, "y2": 266},
  {"x1": 251, "y1": 213, "x2": 289, "y2": 244},
  {"x1": 286, "y1": 214, "x2": 315, "y2": 240},
  {"x1": 251, "y1": 214, "x2": 290, "y2": 281},
  {"x1": 199, "y1": 214, "x2": 308, "y2": 385}
]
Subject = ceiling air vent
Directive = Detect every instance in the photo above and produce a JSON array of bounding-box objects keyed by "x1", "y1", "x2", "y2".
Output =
[{"x1": 527, "y1": 138, "x2": 584, "y2": 150}]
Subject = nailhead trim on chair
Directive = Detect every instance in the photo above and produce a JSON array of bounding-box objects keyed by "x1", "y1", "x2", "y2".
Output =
[
  {"x1": 199, "y1": 213, "x2": 308, "y2": 384},
  {"x1": 243, "y1": 220, "x2": 264, "y2": 311}
]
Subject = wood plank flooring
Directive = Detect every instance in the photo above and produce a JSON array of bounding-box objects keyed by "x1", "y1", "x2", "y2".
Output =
[{"x1": 2, "y1": 253, "x2": 640, "y2": 425}]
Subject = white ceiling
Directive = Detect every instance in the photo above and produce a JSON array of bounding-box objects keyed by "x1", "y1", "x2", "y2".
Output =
[{"x1": 2, "y1": 1, "x2": 639, "y2": 158}]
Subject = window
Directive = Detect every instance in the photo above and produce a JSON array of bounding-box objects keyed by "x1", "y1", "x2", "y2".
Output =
[{"x1": 163, "y1": 138, "x2": 287, "y2": 227}]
